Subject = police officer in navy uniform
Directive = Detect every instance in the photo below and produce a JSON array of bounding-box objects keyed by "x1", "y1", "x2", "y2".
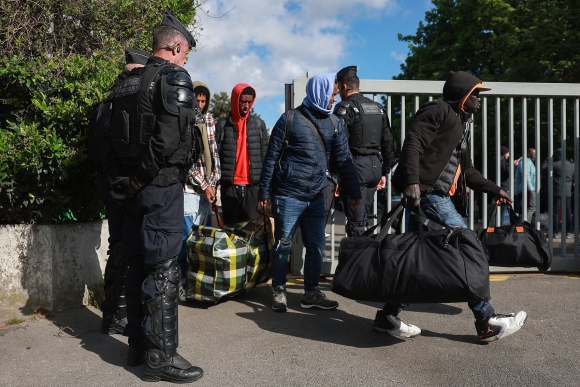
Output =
[
  {"x1": 333, "y1": 66, "x2": 395, "y2": 236},
  {"x1": 94, "y1": 48, "x2": 151, "y2": 337},
  {"x1": 101, "y1": 10, "x2": 203, "y2": 384}
]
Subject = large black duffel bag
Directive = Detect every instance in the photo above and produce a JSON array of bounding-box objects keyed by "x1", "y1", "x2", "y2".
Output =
[
  {"x1": 331, "y1": 204, "x2": 490, "y2": 304},
  {"x1": 480, "y1": 204, "x2": 552, "y2": 271}
]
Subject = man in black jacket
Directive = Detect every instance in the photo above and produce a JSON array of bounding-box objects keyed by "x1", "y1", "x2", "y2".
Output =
[
  {"x1": 93, "y1": 48, "x2": 150, "y2": 336},
  {"x1": 373, "y1": 71, "x2": 527, "y2": 343},
  {"x1": 334, "y1": 66, "x2": 395, "y2": 237},
  {"x1": 487, "y1": 145, "x2": 511, "y2": 225},
  {"x1": 215, "y1": 83, "x2": 269, "y2": 224},
  {"x1": 542, "y1": 148, "x2": 575, "y2": 238},
  {"x1": 101, "y1": 11, "x2": 203, "y2": 383}
]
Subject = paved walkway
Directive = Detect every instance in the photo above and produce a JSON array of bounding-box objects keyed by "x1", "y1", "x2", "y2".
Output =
[{"x1": 2, "y1": 273, "x2": 579, "y2": 387}]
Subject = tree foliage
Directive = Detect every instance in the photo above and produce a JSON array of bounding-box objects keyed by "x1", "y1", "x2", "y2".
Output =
[
  {"x1": 397, "y1": 0, "x2": 580, "y2": 82},
  {"x1": 210, "y1": 91, "x2": 230, "y2": 122},
  {"x1": 0, "y1": 0, "x2": 201, "y2": 224}
]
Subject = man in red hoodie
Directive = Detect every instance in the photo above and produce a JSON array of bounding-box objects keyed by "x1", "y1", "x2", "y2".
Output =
[{"x1": 215, "y1": 84, "x2": 269, "y2": 224}]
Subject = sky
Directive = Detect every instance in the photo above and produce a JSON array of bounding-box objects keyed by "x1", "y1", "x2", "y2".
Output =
[{"x1": 185, "y1": 0, "x2": 434, "y2": 130}]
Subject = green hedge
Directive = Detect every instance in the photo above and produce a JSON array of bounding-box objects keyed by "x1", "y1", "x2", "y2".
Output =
[{"x1": 0, "y1": 0, "x2": 199, "y2": 224}]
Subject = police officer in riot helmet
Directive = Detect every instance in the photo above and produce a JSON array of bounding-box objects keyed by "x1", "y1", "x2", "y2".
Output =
[
  {"x1": 94, "y1": 48, "x2": 151, "y2": 337},
  {"x1": 100, "y1": 10, "x2": 203, "y2": 384},
  {"x1": 333, "y1": 66, "x2": 395, "y2": 237}
]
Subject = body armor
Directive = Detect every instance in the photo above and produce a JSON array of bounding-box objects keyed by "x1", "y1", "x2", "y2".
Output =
[
  {"x1": 109, "y1": 63, "x2": 198, "y2": 180},
  {"x1": 336, "y1": 97, "x2": 383, "y2": 150}
]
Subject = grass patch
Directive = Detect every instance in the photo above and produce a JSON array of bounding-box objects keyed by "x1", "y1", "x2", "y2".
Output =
[{"x1": 7, "y1": 316, "x2": 24, "y2": 325}]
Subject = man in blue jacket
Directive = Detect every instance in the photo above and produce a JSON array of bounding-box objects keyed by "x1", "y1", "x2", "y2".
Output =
[{"x1": 259, "y1": 73, "x2": 361, "y2": 312}]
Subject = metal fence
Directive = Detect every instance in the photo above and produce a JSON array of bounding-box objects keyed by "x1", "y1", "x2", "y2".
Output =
[{"x1": 287, "y1": 78, "x2": 580, "y2": 272}]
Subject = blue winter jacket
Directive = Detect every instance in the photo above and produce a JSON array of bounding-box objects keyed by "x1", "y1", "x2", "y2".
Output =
[{"x1": 258, "y1": 104, "x2": 361, "y2": 202}]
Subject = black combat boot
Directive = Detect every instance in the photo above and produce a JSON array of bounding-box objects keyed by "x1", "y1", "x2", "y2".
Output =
[{"x1": 141, "y1": 259, "x2": 203, "y2": 383}]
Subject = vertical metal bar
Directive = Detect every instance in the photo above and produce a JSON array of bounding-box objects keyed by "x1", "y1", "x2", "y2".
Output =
[
  {"x1": 372, "y1": 94, "x2": 379, "y2": 227},
  {"x1": 535, "y1": 98, "x2": 541, "y2": 231},
  {"x1": 469, "y1": 119, "x2": 474, "y2": 230},
  {"x1": 482, "y1": 97, "x2": 488, "y2": 228},
  {"x1": 428, "y1": 95, "x2": 433, "y2": 102},
  {"x1": 574, "y1": 99, "x2": 579, "y2": 255},
  {"x1": 401, "y1": 96, "x2": 406, "y2": 232},
  {"x1": 548, "y1": 99, "x2": 554, "y2": 252},
  {"x1": 387, "y1": 95, "x2": 393, "y2": 218},
  {"x1": 522, "y1": 97, "x2": 528, "y2": 222},
  {"x1": 509, "y1": 98, "x2": 515, "y2": 204},
  {"x1": 561, "y1": 98, "x2": 567, "y2": 257},
  {"x1": 415, "y1": 95, "x2": 420, "y2": 113},
  {"x1": 495, "y1": 97, "x2": 502, "y2": 227}
]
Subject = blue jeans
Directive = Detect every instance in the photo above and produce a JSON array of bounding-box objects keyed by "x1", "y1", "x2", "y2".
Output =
[
  {"x1": 271, "y1": 194, "x2": 326, "y2": 292},
  {"x1": 383, "y1": 193, "x2": 495, "y2": 320},
  {"x1": 177, "y1": 192, "x2": 212, "y2": 279}
]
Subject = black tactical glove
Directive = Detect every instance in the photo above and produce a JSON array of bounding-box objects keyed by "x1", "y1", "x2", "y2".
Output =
[
  {"x1": 401, "y1": 183, "x2": 421, "y2": 209},
  {"x1": 110, "y1": 177, "x2": 141, "y2": 201}
]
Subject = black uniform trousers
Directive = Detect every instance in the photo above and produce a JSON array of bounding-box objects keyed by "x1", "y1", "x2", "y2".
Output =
[
  {"x1": 220, "y1": 183, "x2": 260, "y2": 225},
  {"x1": 341, "y1": 154, "x2": 382, "y2": 236},
  {"x1": 121, "y1": 183, "x2": 184, "y2": 339},
  {"x1": 97, "y1": 174, "x2": 125, "y2": 315}
]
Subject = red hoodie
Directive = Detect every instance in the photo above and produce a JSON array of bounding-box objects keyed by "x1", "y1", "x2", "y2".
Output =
[{"x1": 230, "y1": 83, "x2": 256, "y2": 185}]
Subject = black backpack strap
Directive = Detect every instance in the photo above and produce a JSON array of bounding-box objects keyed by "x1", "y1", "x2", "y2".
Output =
[
  {"x1": 328, "y1": 114, "x2": 338, "y2": 138},
  {"x1": 278, "y1": 109, "x2": 295, "y2": 166}
]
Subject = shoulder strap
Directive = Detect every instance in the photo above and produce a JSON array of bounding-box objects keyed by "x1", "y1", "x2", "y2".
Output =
[
  {"x1": 294, "y1": 110, "x2": 326, "y2": 154},
  {"x1": 328, "y1": 114, "x2": 338, "y2": 138},
  {"x1": 277, "y1": 110, "x2": 295, "y2": 165}
]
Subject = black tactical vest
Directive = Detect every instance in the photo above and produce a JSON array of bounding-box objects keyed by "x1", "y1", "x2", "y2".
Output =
[
  {"x1": 347, "y1": 97, "x2": 383, "y2": 149},
  {"x1": 109, "y1": 63, "x2": 198, "y2": 183}
]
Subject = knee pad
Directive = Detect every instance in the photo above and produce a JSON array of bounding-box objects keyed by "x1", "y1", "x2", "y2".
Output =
[{"x1": 143, "y1": 258, "x2": 180, "y2": 356}]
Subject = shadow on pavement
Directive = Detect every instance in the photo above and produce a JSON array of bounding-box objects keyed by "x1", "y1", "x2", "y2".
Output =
[
  {"x1": 45, "y1": 306, "x2": 142, "y2": 377},
  {"x1": 232, "y1": 284, "x2": 406, "y2": 348}
]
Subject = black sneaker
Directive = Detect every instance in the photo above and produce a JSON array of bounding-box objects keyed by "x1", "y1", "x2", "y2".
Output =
[
  {"x1": 372, "y1": 310, "x2": 421, "y2": 338},
  {"x1": 272, "y1": 286, "x2": 287, "y2": 312},
  {"x1": 300, "y1": 287, "x2": 338, "y2": 310},
  {"x1": 475, "y1": 311, "x2": 527, "y2": 342}
]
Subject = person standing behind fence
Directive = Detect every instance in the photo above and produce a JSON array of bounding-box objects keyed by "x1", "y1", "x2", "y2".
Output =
[
  {"x1": 487, "y1": 145, "x2": 511, "y2": 225},
  {"x1": 514, "y1": 147, "x2": 537, "y2": 224},
  {"x1": 215, "y1": 84, "x2": 269, "y2": 225},
  {"x1": 177, "y1": 81, "x2": 220, "y2": 302},
  {"x1": 333, "y1": 66, "x2": 395, "y2": 237},
  {"x1": 542, "y1": 148, "x2": 574, "y2": 238},
  {"x1": 101, "y1": 10, "x2": 203, "y2": 383},
  {"x1": 258, "y1": 73, "x2": 361, "y2": 313}
]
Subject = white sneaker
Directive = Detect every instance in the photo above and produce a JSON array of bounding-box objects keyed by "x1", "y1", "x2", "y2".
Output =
[
  {"x1": 179, "y1": 278, "x2": 187, "y2": 302},
  {"x1": 372, "y1": 310, "x2": 421, "y2": 338},
  {"x1": 475, "y1": 311, "x2": 527, "y2": 342}
]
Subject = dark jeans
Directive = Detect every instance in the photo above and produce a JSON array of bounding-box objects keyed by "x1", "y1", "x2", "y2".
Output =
[
  {"x1": 382, "y1": 193, "x2": 495, "y2": 321},
  {"x1": 221, "y1": 184, "x2": 259, "y2": 225},
  {"x1": 342, "y1": 154, "x2": 382, "y2": 236},
  {"x1": 270, "y1": 193, "x2": 326, "y2": 292},
  {"x1": 121, "y1": 183, "x2": 184, "y2": 339},
  {"x1": 554, "y1": 196, "x2": 573, "y2": 234}
]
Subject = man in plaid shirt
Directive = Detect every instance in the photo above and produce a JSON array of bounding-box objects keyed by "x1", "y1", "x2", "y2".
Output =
[{"x1": 177, "y1": 81, "x2": 221, "y2": 301}]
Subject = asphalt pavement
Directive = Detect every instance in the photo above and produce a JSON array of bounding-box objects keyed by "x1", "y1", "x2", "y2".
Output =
[{"x1": 1, "y1": 273, "x2": 579, "y2": 387}]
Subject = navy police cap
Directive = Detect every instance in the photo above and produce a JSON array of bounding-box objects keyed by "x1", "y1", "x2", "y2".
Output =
[
  {"x1": 124, "y1": 49, "x2": 151, "y2": 65},
  {"x1": 161, "y1": 10, "x2": 196, "y2": 48},
  {"x1": 337, "y1": 66, "x2": 357, "y2": 82}
]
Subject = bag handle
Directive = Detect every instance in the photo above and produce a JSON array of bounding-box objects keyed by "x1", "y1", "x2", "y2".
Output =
[
  {"x1": 375, "y1": 203, "x2": 405, "y2": 243},
  {"x1": 485, "y1": 203, "x2": 524, "y2": 233}
]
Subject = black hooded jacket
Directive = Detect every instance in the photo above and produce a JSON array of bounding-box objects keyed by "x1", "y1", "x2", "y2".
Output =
[{"x1": 392, "y1": 71, "x2": 500, "y2": 196}]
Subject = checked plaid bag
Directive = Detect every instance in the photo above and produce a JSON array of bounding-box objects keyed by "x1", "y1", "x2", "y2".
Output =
[{"x1": 185, "y1": 219, "x2": 273, "y2": 302}]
